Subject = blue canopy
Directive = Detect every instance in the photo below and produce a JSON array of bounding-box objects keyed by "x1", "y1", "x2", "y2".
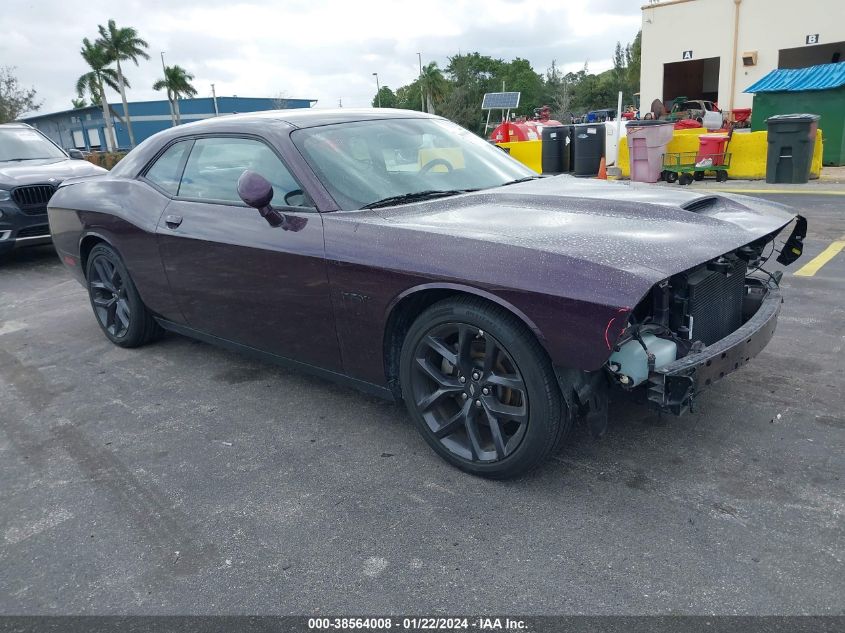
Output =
[{"x1": 744, "y1": 62, "x2": 845, "y2": 93}]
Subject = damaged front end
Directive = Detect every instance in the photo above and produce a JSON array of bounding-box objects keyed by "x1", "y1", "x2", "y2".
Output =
[{"x1": 604, "y1": 215, "x2": 806, "y2": 415}]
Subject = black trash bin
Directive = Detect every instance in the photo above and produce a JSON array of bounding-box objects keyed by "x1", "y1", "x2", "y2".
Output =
[
  {"x1": 573, "y1": 123, "x2": 605, "y2": 177},
  {"x1": 541, "y1": 126, "x2": 569, "y2": 174},
  {"x1": 765, "y1": 114, "x2": 820, "y2": 184}
]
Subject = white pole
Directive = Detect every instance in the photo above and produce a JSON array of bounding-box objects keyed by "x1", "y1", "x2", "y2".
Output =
[
  {"x1": 417, "y1": 53, "x2": 424, "y2": 112},
  {"x1": 615, "y1": 90, "x2": 623, "y2": 167},
  {"x1": 211, "y1": 83, "x2": 219, "y2": 116}
]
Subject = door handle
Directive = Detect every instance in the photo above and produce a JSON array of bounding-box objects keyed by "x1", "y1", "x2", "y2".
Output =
[{"x1": 164, "y1": 214, "x2": 183, "y2": 229}]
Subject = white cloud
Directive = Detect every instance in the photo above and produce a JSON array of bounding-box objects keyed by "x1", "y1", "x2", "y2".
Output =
[{"x1": 1, "y1": 0, "x2": 641, "y2": 114}]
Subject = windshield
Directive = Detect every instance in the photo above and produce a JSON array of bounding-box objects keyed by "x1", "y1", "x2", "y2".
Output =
[
  {"x1": 291, "y1": 117, "x2": 535, "y2": 210},
  {"x1": 0, "y1": 127, "x2": 66, "y2": 162}
]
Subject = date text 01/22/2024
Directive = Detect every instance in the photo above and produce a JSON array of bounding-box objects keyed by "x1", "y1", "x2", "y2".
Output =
[{"x1": 307, "y1": 617, "x2": 527, "y2": 630}]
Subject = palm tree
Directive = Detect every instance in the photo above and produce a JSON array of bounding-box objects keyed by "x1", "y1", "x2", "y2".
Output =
[
  {"x1": 419, "y1": 62, "x2": 447, "y2": 114},
  {"x1": 77, "y1": 38, "x2": 122, "y2": 151},
  {"x1": 76, "y1": 74, "x2": 103, "y2": 107},
  {"x1": 153, "y1": 65, "x2": 197, "y2": 125},
  {"x1": 96, "y1": 19, "x2": 149, "y2": 148}
]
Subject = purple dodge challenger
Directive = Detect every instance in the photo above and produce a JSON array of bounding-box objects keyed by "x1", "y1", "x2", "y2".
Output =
[{"x1": 47, "y1": 109, "x2": 806, "y2": 478}]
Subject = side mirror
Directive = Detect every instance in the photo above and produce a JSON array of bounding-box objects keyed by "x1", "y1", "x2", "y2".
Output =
[
  {"x1": 237, "y1": 170, "x2": 283, "y2": 227},
  {"x1": 68, "y1": 149, "x2": 85, "y2": 160}
]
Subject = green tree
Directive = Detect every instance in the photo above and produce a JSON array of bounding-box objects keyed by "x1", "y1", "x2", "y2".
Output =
[
  {"x1": 627, "y1": 30, "x2": 642, "y2": 95},
  {"x1": 77, "y1": 38, "x2": 122, "y2": 150},
  {"x1": 543, "y1": 60, "x2": 584, "y2": 122},
  {"x1": 612, "y1": 42, "x2": 627, "y2": 93},
  {"x1": 419, "y1": 62, "x2": 448, "y2": 114},
  {"x1": 76, "y1": 74, "x2": 102, "y2": 108},
  {"x1": 394, "y1": 81, "x2": 423, "y2": 111},
  {"x1": 372, "y1": 86, "x2": 397, "y2": 108},
  {"x1": 96, "y1": 19, "x2": 149, "y2": 148},
  {"x1": 499, "y1": 57, "x2": 544, "y2": 116},
  {"x1": 440, "y1": 53, "x2": 503, "y2": 133},
  {"x1": 71, "y1": 97, "x2": 87, "y2": 109},
  {"x1": 571, "y1": 69, "x2": 618, "y2": 112},
  {"x1": 153, "y1": 65, "x2": 197, "y2": 125},
  {"x1": 0, "y1": 66, "x2": 41, "y2": 123}
]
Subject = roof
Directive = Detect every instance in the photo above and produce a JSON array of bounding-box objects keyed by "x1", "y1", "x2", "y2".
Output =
[
  {"x1": 745, "y1": 62, "x2": 845, "y2": 93},
  {"x1": 18, "y1": 96, "x2": 317, "y2": 122},
  {"x1": 173, "y1": 108, "x2": 437, "y2": 131},
  {"x1": 20, "y1": 106, "x2": 100, "y2": 122},
  {"x1": 640, "y1": 0, "x2": 698, "y2": 10}
]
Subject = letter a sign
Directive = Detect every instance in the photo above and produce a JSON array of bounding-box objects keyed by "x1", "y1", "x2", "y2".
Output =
[{"x1": 682, "y1": 50, "x2": 694, "y2": 60}]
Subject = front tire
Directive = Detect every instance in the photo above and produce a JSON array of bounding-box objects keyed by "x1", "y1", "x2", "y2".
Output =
[
  {"x1": 86, "y1": 243, "x2": 161, "y2": 348},
  {"x1": 399, "y1": 297, "x2": 567, "y2": 479}
]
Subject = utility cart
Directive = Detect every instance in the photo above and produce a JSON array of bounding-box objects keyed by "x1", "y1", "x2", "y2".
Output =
[{"x1": 661, "y1": 151, "x2": 732, "y2": 185}]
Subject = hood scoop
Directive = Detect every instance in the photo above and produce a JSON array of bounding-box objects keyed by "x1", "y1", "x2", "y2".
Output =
[{"x1": 682, "y1": 196, "x2": 724, "y2": 214}]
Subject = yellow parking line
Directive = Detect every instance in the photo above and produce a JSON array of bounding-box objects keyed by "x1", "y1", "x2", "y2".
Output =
[
  {"x1": 711, "y1": 189, "x2": 845, "y2": 196},
  {"x1": 794, "y1": 240, "x2": 845, "y2": 277}
]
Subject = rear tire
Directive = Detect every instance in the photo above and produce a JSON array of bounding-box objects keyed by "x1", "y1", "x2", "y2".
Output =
[
  {"x1": 86, "y1": 244, "x2": 161, "y2": 348},
  {"x1": 665, "y1": 171, "x2": 678, "y2": 183},
  {"x1": 399, "y1": 297, "x2": 567, "y2": 479}
]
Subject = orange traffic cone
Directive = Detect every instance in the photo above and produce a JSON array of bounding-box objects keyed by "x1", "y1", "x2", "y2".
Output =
[{"x1": 597, "y1": 156, "x2": 607, "y2": 180}]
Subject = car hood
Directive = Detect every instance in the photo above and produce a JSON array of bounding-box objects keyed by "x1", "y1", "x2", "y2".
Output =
[
  {"x1": 374, "y1": 175, "x2": 796, "y2": 281},
  {"x1": 0, "y1": 158, "x2": 107, "y2": 188}
]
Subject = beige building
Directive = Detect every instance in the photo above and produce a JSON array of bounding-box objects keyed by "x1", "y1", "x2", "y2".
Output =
[{"x1": 639, "y1": 0, "x2": 845, "y2": 112}]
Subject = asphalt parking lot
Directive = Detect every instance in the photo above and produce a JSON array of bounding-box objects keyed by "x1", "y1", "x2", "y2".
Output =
[{"x1": 1, "y1": 192, "x2": 843, "y2": 615}]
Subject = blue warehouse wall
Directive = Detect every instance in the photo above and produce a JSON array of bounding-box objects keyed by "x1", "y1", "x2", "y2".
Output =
[{"x1": 21, "y1": 96, "x2": 315, "y2": 151}]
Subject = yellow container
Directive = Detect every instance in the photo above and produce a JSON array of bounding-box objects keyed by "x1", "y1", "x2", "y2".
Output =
[
  {"x1": 617, "y1": 128, "x2": 824, "y2": 180},
  {"x1": 496, "y1": 140, "x2": 542, "y2": 174}
]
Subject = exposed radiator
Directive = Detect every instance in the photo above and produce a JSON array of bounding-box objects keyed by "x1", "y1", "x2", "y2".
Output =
[{"x1": 686, "y1": 261, "x2": 747, "y2": 346}]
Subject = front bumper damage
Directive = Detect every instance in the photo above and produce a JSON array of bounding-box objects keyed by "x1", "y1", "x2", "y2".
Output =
[{"x1": 647, "y1": 285, "x2": 782, "y2": 415}]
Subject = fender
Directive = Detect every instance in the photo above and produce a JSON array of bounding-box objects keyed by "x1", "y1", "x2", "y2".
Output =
[{"x1": 386, "y1": 281, "x2": 551, "y2": 355}]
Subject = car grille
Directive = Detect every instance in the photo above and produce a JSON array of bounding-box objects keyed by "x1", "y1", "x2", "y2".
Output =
[
  {"x1": 687, "y1": 261, "x2": 747, "y2": 346},
  {"x1": 16, "y1": 224, "x2": 50, "y2": 239},
  {"x1": 12, "y1": 184, "x2": 57, "y2": 215}
]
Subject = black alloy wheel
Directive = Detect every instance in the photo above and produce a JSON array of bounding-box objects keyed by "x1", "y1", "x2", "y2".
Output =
[
  {"x1": 88, "y1": 252, "x2": 132, "y2": 338},
  {"x1": 409, "y1": 323, "x2": 529, "y2": 462},
  {"x1": 400, "y1": 297, "x2": 567, "y2": 478},
  {"x1": 85, "y1": 243, "x2": 161, "y2": 348}
]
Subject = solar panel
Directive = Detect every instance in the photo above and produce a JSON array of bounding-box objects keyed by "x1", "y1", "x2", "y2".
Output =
[{"x1": 481, "y1": 92, "x2": 521, "y2": 110}]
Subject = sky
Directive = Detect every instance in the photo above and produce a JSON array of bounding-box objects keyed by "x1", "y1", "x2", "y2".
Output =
[{"x1": 2, "y1": 0, "x2": 641, "y2": 116}]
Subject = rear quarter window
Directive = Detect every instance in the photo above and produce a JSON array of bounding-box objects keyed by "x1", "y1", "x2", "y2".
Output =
[{"x1": 144, "y1": 141, "x2": 191, "y2": 195}]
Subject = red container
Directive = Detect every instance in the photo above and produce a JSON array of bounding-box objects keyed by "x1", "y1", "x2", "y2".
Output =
[
  {"x1": 732, "y1": 108, "x2": 752, "y2": 123},
  {"x1": 697, "y1": 134, "x2": 729, "y2": 166},
  {"x1": 490, "y1": 119, "x2": 563, "y2": 143},
  {"x1": 490, "y1": 121, "x2": 539, "y2": 143},
  {"x1": 674, "y1": 118, "x2": 702, "y2": 130}
]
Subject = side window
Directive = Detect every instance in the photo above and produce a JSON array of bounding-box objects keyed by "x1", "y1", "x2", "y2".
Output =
[
  {"x1": 178, "y1": 137, "x2": 303, "y2": 205},
  {"x1": 144, "y1": 141, "x2": 191, "y2": 195}
]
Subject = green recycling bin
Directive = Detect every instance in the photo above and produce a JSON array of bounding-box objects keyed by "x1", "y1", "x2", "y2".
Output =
[{"x1": 765, "y1": 114, "x2": 819, "y2": 184}]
